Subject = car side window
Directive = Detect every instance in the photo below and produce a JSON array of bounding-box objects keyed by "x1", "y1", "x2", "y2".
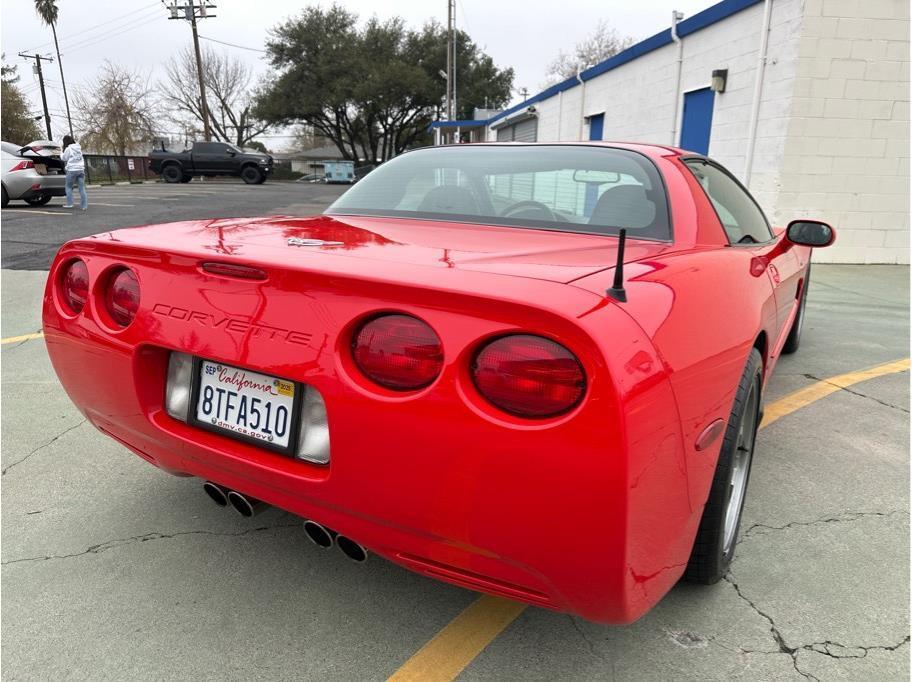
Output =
[
  {"x1": 684, "y1": 160, "x2": 773, "y2": 244},
  {"x1": 194, "y1": 142, "x2": 226, "y2": 154}
]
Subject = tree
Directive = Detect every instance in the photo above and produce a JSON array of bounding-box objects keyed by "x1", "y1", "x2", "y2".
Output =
[
  {"x1": 255, "y1": 5, "x2": 513, "y2": 162},
  {"x1": 73, "y1": 62, "x2": 157, "y2": 155},
  {"x1": 162, "y1": 45, "x2": 271, "y2": 148},
  {"x1": 1, "y1": 57, "x2": 41, "y2": 143},
  {"x1": 33, "y1": 0, "x2": 72, "y2": 135},
  {"x1": 544, "y1": 20, "x2": 634, "y2": 84}
]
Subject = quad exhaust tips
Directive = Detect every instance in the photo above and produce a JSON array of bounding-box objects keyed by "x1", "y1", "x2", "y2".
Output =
[
  {"x1": 201, "y1": 482, "x2": 366, "y2": 560},
  {"x1": 302, "y1": 520, "x2": 368, "y2": 562},
  {"x1": 202, "y1": 482, "x2": 267, "y2": 517}
]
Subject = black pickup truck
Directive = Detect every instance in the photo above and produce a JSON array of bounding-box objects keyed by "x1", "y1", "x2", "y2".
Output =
[{"x1": 149, "y1": 141, "x2": 273, "y2": 184}]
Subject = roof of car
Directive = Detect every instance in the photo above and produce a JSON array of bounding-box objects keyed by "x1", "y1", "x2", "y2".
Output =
[{"x1": 440, "y1": 141, "x2": 688, "y2": 158}]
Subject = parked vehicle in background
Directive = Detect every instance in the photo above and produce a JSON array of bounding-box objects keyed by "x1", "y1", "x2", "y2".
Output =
[
  {"x1": 149, "y1": 141, "x2": 273, "y2": 184},
  {"x1": 1, "y1": 141, "x2": 66, "y2": 207}
]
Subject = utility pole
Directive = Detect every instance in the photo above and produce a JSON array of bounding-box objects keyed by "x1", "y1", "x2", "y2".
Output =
[
  {"x1": 167, "y1": 1, "x2": 217, "y2": 142},
  {"x1": 446, "y1": 0, "x2": 456, "y2": 143},
  {"x1": 19, "y1": 52, "x2": 53, "y2": 139}
]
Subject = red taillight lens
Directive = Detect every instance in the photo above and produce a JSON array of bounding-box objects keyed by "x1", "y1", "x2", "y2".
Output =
[
  {"x1": 472, "y1": 335, "x2": 586, "y2": 418},
  {"x1": 9, "y1": 160, "x2": 34, "y2": 172},
  {"x1": 352, "y1": 314, "x2": 443, "y2": 390},
  {"x1": 60, "y1": 259, "x2": 89, "y2": 314},
  {"x1": 105, "y1": 268, "x2": 140, "y2": 328}
]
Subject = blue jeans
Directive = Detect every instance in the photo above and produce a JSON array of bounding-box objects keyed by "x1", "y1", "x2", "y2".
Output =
[{"x1": 65, "y1": 170, "x2": 87, "y2": 209}]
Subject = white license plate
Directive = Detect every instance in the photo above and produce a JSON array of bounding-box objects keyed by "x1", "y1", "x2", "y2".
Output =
[{"x1": 195, "y1": 361, "x2": 296, "y2": 449}]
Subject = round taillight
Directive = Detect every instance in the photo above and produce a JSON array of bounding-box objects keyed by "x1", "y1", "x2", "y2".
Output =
[
  {"x1": 472, "y1": 335, "x2": 586, "y2": 418},
  {"x1": 352, "y1": 314, "x2": 443, "y2": 390},
  {"x1": 105, "y1": 268, "x2": 140, "y2": 328},
  {"x1": 60, "y1": 259, "x2": 89, "y2": 314}
]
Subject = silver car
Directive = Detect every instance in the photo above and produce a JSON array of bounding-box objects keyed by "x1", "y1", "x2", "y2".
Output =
[{"x1": 2, "y1": 140, "x2": 67, "y2": 208}]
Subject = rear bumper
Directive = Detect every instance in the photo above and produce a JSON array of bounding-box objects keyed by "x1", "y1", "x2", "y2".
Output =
[
  {"x1": 42, "y1": 241, "x2": 699, "y2": 624},
  {"x1": 4, "y1": 172, "x2": 66, "y2": 199}
]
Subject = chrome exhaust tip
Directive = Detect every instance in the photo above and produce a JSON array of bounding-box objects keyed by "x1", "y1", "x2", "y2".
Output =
[
  {"x1": 336, "y1": 535, "x2": 368, "y2": 563},
  {"x1": 226, "y1": 490, "x2": 267, "y2": 517},
  {"x1": 202, "y1": 481, "x2": 229, "y2": 507},
  {"x1": 303, "y1": 520, "x2": 336, "y2": 548}
]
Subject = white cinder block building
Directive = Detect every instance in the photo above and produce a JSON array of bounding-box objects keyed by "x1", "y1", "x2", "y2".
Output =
[{"x1": 439, "y1": 0, "x2": 909, "y2": 263}]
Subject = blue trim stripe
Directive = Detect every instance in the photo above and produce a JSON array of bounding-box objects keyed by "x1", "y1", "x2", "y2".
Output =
[{"x1": 480, "y1": 0, "x2": 762, "y2": 127}]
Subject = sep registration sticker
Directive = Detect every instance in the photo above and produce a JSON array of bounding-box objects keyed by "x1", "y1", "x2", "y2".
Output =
[{"x1": 196, "y1": 361, "x2": 295, "y2": 448}]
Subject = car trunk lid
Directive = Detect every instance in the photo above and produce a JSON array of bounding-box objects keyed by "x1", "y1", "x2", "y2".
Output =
[{"x1": 105, "y1": 214, "x2": 679, "y2": 285}]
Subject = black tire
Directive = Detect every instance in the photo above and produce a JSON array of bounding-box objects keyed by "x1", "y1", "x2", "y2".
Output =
[
  {"x1": 241, "y1": 165, "x2": 263, "y2": 184},
  {"x1": 161, "y1": 164, "x2": 183, "y2": 183},
  {"x1": 254, "y1": 174, "x2": 267, "y2": 185},
  {"x1": 2, "y1": 185, "x2": 10, "y2": 208},
  {"x1": 781, "y1": 263, "x2": 811, "y2": 355},
  {"x1": 180, "y1": 174, "x2": 192, "y2": 183},
  {"x1": 684, "y1": 348, "x2": 763, "y2": 584},
  {"x1": 25, "y1": 194, "x2": 53, "y2": 206}
]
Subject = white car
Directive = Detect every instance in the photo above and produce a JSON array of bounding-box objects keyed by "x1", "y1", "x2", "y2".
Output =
[{"x1": 1, "y1": 141, "x2": 67, "y2": 208}]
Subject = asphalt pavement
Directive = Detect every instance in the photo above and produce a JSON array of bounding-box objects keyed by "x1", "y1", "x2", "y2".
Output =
[
  {"x1": 0, "y1": 183, "x2": 908, "y2": 680},
  {"x1": 1, "y1": 179, "x2": 348, "y2": 270}
]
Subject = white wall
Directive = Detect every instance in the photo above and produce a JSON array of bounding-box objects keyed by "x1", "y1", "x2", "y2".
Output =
[
  {"x1": 484, "y1": 0, "x2": 910, "y2": 263},
  {"x1": 776, "y1": 0, "x2": 910, "y2": 263}
]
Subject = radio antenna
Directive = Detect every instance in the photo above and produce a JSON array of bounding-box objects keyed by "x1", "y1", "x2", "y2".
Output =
[{"x1": 606, "y1": 228, "x2": 628, "y2": 303}]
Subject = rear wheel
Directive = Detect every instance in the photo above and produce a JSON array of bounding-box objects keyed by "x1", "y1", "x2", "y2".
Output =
[
  {"x1": 781, "y1": 263, "x2": 811, "y2": 355},
  {"x1": 241, "y1": 166, "x2": 263, "y2": 184},
  {"x1": 684, "y1": 348, "x2": 762, "y2": 584},
  {"x1": 161, "y1": 164, "x2": 183, "y2": 183},
  {"x1": 25, "y1": 195, "x2": 52, "y2": 206},
  {"x1": 2, "y1": 185, "x2": 9, "y2": 208},
  {"x1": 180, "y1": 174, "x2": 192, "y2": 183}
]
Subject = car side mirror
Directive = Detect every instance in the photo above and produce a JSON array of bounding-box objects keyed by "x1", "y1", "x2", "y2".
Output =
[
  {"x1": 227, "y1": 150, "x2": 236, "y2": 156},
  {"x1": 786, "y1": 219, "x2": 835, "y2": 247}
]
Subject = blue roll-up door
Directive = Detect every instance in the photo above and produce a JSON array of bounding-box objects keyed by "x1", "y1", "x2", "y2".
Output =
[{"x1": 680, "y1": 88, "x2": 715, "y2": 155}]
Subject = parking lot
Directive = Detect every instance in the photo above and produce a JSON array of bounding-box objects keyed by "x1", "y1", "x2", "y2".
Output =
[{"x1": 1, "y1": 181, "x2": 909, "y2": 680}]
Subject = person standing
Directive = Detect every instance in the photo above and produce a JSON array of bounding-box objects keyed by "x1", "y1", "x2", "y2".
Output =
[{"x1": 61, "y1": 134, "x2": 87, "y2": 211}]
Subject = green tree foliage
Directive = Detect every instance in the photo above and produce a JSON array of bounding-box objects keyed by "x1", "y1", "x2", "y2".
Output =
[
  {"x1": 255, "y1": 5, "x2": 514, "y2": 162},
  {"x1": 1, "y1": 57, "x2": 41, "y2": 143}
]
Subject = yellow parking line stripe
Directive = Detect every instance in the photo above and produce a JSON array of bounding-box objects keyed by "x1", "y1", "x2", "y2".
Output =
[
  {"x1": 387, "y1": 596, "x2": 526, "y2": 682},
  {"x1": 1, "y1": 331, "x2": 44, "y2": 345},
  {"x1": 761, "y1": 358, "x2": 910, "y2": 427},
  {"x1": 388, "y1": 356, "x2": 911, "y2": 681}
]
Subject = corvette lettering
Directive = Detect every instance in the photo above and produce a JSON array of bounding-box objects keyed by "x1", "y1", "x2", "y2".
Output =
[{"x1": 152, "y1": 304, "x2": 311, "y2": 345}]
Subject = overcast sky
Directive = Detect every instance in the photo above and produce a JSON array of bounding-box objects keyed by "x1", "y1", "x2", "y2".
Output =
[{"x1": 2, "y1": 0, "x2": 712, "y2": 149}]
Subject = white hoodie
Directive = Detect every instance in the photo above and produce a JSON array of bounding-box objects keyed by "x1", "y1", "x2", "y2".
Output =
[{"x1": 61, "y1": 143, "x2": 85, "y2": 172}]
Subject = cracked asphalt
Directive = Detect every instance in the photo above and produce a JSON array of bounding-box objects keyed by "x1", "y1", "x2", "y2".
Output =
[{"x1": 1, "y1": 192, "x2": 909, "y2": 681}]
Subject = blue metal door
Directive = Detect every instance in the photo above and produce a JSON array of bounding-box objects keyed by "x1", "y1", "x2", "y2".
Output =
[
  {"x1": 680, "y1": 88, "x2": 715, "y2": 154},
  {"x1": 584, "y1": 113, "x2": 605, "y2": 216},
  {"x1": 588, "y1": 113, "x2": 604, "y2": 141}
]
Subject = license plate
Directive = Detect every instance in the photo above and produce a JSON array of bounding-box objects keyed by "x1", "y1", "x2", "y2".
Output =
[{"x1": 194, "y1": 360, "x2": 296, "y2": 449}]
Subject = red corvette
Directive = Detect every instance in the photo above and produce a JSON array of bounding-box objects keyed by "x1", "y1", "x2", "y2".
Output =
[{"x1": 43, "y1": 143, "x2": 834, "y2": 624}]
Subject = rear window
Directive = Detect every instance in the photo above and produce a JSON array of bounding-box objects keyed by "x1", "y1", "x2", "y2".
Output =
[{"x1": 326, "y1": 145, "x2": 671, "y2": 241}]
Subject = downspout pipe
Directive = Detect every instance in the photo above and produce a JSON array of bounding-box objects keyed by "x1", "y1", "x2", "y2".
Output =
[
  {"x1": 744, "y1": 0, "x2": 773, "y2": 188},
  {"x1": 577, "y1": 69, "x2": 586, "y2": 140},
  {"x1": 670, "y1": 10, "x2": 685, "y2": 147}
]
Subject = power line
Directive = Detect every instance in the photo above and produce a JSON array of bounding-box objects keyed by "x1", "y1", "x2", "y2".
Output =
[
  {"x1": 60, "y1": 13, "x2": 165, "y2": 56},
  {"x1": 198, "y1": 35, "x2": 266, "y2": 53},
  {"x1": 21, "y1": 3, "x2": 162, "y2": 53}
]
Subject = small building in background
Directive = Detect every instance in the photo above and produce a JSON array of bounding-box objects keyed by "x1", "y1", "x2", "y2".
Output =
[{"x1": 432, "y1": 0, "x2": 909, "y2": 264}]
